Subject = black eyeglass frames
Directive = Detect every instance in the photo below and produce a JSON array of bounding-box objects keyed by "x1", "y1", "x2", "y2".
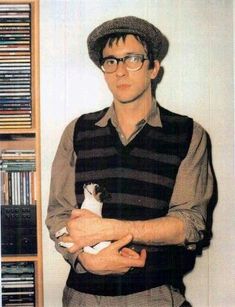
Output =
[{"x1": 100, "y1": 54, "x2": 149, "y2": 73}]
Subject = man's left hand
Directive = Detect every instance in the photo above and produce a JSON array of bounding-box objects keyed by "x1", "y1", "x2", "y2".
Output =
[{"x1": 78, "y1": 234, "x2": 147, "y2": 275}]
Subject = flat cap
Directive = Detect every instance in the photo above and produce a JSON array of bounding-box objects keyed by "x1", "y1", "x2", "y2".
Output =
[{"x1": 87, "y1": 16, "x2": 164, "y2": 67}]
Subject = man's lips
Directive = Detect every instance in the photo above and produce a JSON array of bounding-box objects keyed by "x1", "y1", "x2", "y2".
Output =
[{"x1": 117, "y1": 84, "x2": 131, "y2": 89}]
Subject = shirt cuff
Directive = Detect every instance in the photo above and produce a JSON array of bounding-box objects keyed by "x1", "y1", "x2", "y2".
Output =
[{"x1": 167, "y1": 209, "x2": 205, "y2": 249}]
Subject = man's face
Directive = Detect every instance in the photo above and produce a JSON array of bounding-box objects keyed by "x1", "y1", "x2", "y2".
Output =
[{"x1": 102, "y1": 34, "x2": 159, "y2": 104}]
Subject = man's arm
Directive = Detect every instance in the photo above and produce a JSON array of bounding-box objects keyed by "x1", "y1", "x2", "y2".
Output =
[
  {"x1": 65, "y1": 212, "x2": 185, "y2": 254},
  {"x1": 45, "y1": 119, "x2": 86, "y2": 272},
  {"x1": 64, "y1": 121, "x2": 213, "y2": 252},
  {"x1": 167, "y1": 121, "x2": 213, "y2": 246}
]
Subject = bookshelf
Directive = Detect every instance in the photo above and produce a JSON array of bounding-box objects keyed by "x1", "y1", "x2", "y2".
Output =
[{"x1": 0, "y1": 1, "x2": 43, "y2": 306}]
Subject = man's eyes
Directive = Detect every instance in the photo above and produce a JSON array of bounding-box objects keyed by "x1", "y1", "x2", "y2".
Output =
[
  {"x1": 105, "y1": 59, "x2": 116, "y2": 65},
  {"x1": 127, "y1": 55, "x2": 140, "y2": 62},
  {"x1": 105, "y1": 56, "x2": 141, "y2": 63}
]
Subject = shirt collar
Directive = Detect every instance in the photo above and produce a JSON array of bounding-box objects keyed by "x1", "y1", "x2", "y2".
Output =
[{"x1": 95, "y1": 99, "x2": 163, "y2": 128}]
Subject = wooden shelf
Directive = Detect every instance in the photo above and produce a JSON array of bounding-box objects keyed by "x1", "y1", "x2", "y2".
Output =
[
  {"x1": 0, "y1": 128, "x2": 37, "y2": 134},
  {"x1": 2, "y1": 255, "x2": 39, "y2": 262},
  {"x1": 0, "y1": 1, "x2": 43, "y2": 306}
]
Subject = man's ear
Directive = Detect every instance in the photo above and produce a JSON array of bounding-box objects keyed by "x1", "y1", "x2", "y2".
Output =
[{"x1": 150, "y1": 60, "x2": 160, "y2": 79}]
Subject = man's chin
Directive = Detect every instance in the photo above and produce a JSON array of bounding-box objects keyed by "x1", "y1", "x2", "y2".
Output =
[
  {"x1": 119, "y1": 99, "x2": 136, "y2": 104},
  {"x1": 114, "y1": 88, "x2": 149, "y2": 105},
  {"x1": 115, "y1": 95, "x2": 142, "y2": 104}
]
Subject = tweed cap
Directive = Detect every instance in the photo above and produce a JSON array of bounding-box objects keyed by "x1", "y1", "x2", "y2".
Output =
[{"x1": 87, "y1": 16, "x2": 164, "y2": 67}]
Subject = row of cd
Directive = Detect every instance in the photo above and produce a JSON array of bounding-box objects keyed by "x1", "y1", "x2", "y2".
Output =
[{"x1": 0, "y1": 3, "x2": 32, "y2": 129}]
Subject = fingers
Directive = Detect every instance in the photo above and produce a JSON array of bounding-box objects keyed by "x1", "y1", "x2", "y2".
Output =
[
  {"x1": 110, "y1": 234, "x2": 133, "y2": 250},
  {"x1": 58, "y1": 235, "x2": 79, "y2": 253},
  {"x1": 123, "y1": 248, "x2": 147, "y2": 268},
  {"x1": 68, "y1": 243, "x2": 81, "y2": 253},
  {"x1": 129, "y1": 250, "x2": 146, "y2": 268},
  {"x1": 58, "y1": 241, "x2": 74, "y2": 249},
  {"x1": 108, "y1": 235, "x2": 146, "y2": 266},
  {"x1": 60, "y1": 235, "x2": 74, "y2": 243},
  {"x1": 61, "y1": 236, "x2": 81, "y2": 253},
  {"x1": 109, "y1": 235, "x2": 146, "y2": 268},
  {"x1": 139, "y1": 249, "x2": 147, "y2": 263},
  {"x1": 120, "y1": 247, "x2": 140, "y2": 259},
  {"x1": 55, "y1": 227, "x2": 68, "y2": 238}
]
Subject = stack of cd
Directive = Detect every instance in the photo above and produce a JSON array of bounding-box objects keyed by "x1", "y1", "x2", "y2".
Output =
[
  {"x1": 0, "y1": 4, "x2": 32, "y2": 129},
  {"x1": 2, "y1": 262, "x2": 35, "y2": 306},
  {"x1": 0, "y1": 149, "x2": 36, "y2": 206}
]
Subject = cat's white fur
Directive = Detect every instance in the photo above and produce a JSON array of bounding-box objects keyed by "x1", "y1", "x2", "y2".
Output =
[{"x1": 57, "y1": 183, "x2": 110, "y2": 254}]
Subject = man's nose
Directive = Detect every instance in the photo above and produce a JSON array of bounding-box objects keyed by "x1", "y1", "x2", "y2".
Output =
[{"x1": 115, "y1": 61, "x2": 127, "y2": 76}]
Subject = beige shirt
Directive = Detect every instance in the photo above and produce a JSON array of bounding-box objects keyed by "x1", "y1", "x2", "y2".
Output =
[{"x1": 46, "y1": 102, "x2": 213, "y2": 303}]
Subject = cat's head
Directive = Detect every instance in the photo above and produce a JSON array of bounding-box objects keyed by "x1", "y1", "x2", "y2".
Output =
[{"x1": 83, "y1": 183, "x2": 111, "y2": 202}]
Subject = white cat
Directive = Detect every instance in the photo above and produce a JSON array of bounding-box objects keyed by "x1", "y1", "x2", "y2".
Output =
[{"x1": 56, "y1": 183, "x2": 111, "y2": 254}]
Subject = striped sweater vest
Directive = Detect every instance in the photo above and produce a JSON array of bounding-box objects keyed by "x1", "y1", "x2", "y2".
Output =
[{"x1": 66, "y1": 105, "x2": 194, "y2": 296}]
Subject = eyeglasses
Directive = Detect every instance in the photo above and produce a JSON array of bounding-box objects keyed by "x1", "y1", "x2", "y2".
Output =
[{"x1": 100, "y1": 54, "x2": 148, "y2": 73}]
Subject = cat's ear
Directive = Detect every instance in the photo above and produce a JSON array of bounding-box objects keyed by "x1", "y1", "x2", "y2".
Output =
[{"x1": 95, "y1": 185, "x2": 111, "y2": 202}]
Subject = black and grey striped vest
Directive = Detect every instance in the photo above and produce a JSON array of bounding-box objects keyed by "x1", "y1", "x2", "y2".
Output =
[{"x1": 67, "y1": 105, "x2": 194, "y2": 296}]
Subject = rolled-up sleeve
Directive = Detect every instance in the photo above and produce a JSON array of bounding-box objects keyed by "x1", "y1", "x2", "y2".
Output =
[
  {"x1": 168, "y1": 121, "x2": 213, "y2": 246},
  {"x1": 45, "y1": 118, "x2": 86, "y2": 273}
]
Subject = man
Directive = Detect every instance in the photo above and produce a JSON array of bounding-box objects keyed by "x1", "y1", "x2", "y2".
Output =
[{"x1": 46, "y1": 16, "x2": 213, "y2": 307}]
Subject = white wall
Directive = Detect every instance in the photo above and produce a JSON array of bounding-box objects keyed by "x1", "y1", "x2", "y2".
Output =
[{"x1": 40, "y1": 1, "x2": 235, "y2": 306}]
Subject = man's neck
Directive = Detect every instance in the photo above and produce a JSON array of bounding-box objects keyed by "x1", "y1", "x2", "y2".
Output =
[{"x1": 113, "y1": 93, "x2": 153, "y2": 138}]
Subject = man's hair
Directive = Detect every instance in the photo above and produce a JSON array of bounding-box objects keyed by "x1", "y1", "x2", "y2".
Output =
[{"x1": 98, "y1": 33, "x2": 155, "y2": 70}]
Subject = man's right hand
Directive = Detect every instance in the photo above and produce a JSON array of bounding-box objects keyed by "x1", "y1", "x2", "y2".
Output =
[{"x1": 78, "y1": 234, "x2": 147, "y2": 275}]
